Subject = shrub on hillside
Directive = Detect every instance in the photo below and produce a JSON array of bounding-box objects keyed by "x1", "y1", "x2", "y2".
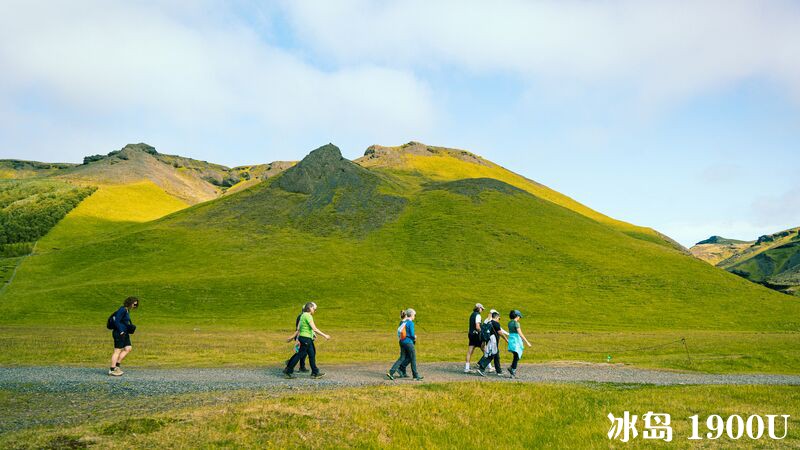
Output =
[{"x1": 0, "y1": 181, "x2": 96, "y2": 245}]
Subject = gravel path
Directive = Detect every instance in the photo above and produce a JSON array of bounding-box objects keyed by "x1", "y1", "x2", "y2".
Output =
[{"x1": 2, "y1": 362, "x2": 800, "y2": 396}]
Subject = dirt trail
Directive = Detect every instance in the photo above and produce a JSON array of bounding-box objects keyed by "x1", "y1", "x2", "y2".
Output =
[{"x1": 2, "y1": 362, "x2": 799, "y2": 396}]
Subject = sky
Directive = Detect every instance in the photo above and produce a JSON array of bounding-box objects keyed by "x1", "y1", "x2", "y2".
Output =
[{"x1": 1, "y1": 0, "x2": 798, "y2": 247}]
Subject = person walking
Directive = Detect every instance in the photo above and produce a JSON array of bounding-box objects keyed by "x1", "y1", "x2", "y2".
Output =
[
  {"x1": 396, "y1": 309, "x2": 409, "y2": 378},
  {"x1": 108, "y1": 296, "x2": 139, "y2": 376},
  {"x1": 476, "y1": 310, "x2": 508, "y2": 377},
  {"x1": 465, "y1": 303, "x2": 485, "y2": 373},
  {"x1": 284, "y1": 302, "x2": 330, "y2": 379},
  {"x1": 387, "y1": 308, "x2": 423, "y2": 381},
  {"x1": 285, "y1": 306, "x2": 309, "y2": 373},
  {"x1": 507, "y1": 310, "x2": 532, "y2": 378}
]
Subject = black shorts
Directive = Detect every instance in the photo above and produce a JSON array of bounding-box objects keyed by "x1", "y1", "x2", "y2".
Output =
[
  {"x1": 112, "y1": 330, "x2": 132, "y2": 349},
  {"x1": 468, "y1": 332, "x2": 481, "y2": 347}
]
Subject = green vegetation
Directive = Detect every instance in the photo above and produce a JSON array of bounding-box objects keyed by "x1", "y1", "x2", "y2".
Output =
[
  {"x1": 1, "y1": 327, "x2": 798, "y2": 374},
  {"x1": 692, "y1": 228, "x2": 800, "y2": 295},
  {"x1": 2, "y1": 383, "x2": 798, "y2": 448},
  {"x1": 0, "y1": 180, "x2": 95, "y2": 246},
  {"x1": 1, "y1": 144, "x2": 798, "y2": 373},
  {"x1": 0, "y1": 159, "x2": 75, "y2": 179}
]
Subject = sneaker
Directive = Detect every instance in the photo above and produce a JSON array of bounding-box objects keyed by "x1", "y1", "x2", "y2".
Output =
[
  {"x1": 413, "y1": 376, "x2": 424, "y2": 381},
  {"x1": 283, "y1": 369, "x2": 294, "y2": 379},
  {"x1": 476, "y1": 368, "x2": 486, "y2": 377},
  {"x1": 311, "y1": 372, "x2": 326, "y2": 379},
  {"x1": 386, "y1": 372, "x2": 395, "y2": 380},
  {"x1": 299, "y1": 368, "x2": 309, "y2": 373},
  {"x1": 108, "y1": 367, "x2": 123, "y2": 376},
  {"x1": 398, "y1": 372, "x2": 408, "y2": 378},
  {"x1": 509, "y1": 368, "x2": 516, "y2": 378},
  {"x1": 495, "y1": 371, "x2": 504, "y2": 376},
  {"x1": 464, "y1": 367, "x2": 471, "y2": 373}
]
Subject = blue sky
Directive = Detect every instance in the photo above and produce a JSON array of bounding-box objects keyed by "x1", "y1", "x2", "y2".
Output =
[{"x1": 1, "y1": 0, "x2": 798, "y2": 246}]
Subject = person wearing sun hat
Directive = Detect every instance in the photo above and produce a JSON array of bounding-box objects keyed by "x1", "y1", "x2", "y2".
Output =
[
  {"x1": 507, "y1": 309, "x2": 532, "y2": 378},
  {"x1": 464, "y1": 303, "x2": 485, "y2": 373}
]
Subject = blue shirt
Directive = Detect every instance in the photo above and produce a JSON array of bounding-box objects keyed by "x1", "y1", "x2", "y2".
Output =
[
  {"x1": 400, "y1": 320, "x2": 416, "y2": 345},
  {"x1": 113, "y1": 306, "x2": 133, "y2": 333}
]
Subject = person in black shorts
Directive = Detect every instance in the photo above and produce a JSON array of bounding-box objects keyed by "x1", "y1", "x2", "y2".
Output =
[
  {"x1": 109, "y1": 297, "x2": 138, "y2": 376},
  {"x1": 465, "y1": 303, "x2": 485, "y2": 373}
]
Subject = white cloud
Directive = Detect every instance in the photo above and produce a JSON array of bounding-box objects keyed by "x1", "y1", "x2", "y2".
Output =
[
  {"x1": 282, "y1": 0, "x2": 800, "y2": 106},
  {"x1": 0, "y1": 0, "x2": 436, "y2": 161}
]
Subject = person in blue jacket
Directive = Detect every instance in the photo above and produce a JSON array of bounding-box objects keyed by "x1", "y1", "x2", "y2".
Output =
[
  {"x1": 109, "y1": 297, "x2": 138, "y2": 376},
  {"x1": 386, "y1": 308, "x2": 423, "y2": 381}
]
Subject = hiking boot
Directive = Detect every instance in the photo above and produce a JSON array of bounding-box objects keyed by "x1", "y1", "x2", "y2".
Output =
[
  {"x1": 108, "y1": 367, "x2": 123, "y2": 376},
  {"x1": 386, "y1": 372, "x2": 395, "y2": 380},
  {"x1": 311, "y1": 372, "x2": 326, "y2": 379}
]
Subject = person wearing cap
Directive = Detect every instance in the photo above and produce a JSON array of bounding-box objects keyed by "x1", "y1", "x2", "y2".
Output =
[
  {"x1": 465, "y1": 303, "x2": 485, "y2": 373},
  {"x1": 507, "y1": 309, "x2": 532, "y2": 378}
]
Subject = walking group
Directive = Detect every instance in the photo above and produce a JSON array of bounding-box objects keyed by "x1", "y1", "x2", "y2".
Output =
[
  {"x1": 105, "y1": 298, "x2": 531, "y2": 380},
  {"x1": 465, "y1": 303, "x2": 532, "y2": 378}
]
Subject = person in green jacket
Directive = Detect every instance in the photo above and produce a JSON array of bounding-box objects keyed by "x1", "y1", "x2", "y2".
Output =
[{"x1": 284, "y1": 302, "x2": 330, "y2": 379}]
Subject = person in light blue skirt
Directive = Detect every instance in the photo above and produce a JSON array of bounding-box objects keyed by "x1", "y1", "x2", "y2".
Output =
[{"x1": 507, "y1": 310, "x2": 532, "y2": 378}]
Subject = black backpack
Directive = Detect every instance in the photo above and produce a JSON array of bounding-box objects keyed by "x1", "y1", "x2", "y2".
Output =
[
  {"x1": 106, "y1": 312, "x2": 116, "y2": 330},
  {"x1": 480, "y1": 321, "x2": 494, "y2": 343}
]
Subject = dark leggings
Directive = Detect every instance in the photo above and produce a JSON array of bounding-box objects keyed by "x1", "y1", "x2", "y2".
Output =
[
  {"x1": 390, "y1": 342, "x2": 418, "y2": 378},
  {"x1": 286, "y1": 336, "x2": 318, "y2": 375},
  {"x1": 511, "y1": 351, "x2": 520, "y2": 370},
  {"x1": 478, "y1": 351, "x2": 502, "y2": 374}
]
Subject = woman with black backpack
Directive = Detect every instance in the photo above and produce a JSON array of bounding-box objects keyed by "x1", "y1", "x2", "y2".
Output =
[{"x1": 107, "y1": 296, "x2": 138, "y2": 376}]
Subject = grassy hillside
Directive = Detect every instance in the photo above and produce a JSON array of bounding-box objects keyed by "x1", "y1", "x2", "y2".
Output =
[
  {"x1": 690, "y1": 235, "x2": 754, "y2": 265},
  {"x1": 691, "y1": 229, "x2": 800, "y2": 295},
  {"x1": 1, "y1": 143, "x2": 292, "y2": 205},
  {"x1": 0, "y1": 180, "x2": 95, "y2": 286},
  {"x1": 356, "y1": 142, "x2": 684, "y2": 250},
  {"x1": 1, "y1": 144, "x2": 798, "y2": 372},
  {"x1": 0, "y1": 160, "x2": 76, "y2": 179}
]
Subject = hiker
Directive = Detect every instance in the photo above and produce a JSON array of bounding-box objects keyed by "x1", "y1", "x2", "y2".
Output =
[
  {"x1": 284, "y1": 302, "x2": 330, "y2": 379},
  {"x1": 108, "y1": 296, "x2": 138, "y2": 376},
  {"x1": 387, "y1": 308, "x2": 423, "y2": 381},
  {"x1": 476, "y1": 310, "x2": 508, "y2": 377},
  {"x1": 396, "y1": 309, "x2": 409, "y2": 378},
  {"x1": 465, "y1": 303, "x2": 485, "y2": 373},
  {"x1": 286, "y1": 306, "x2": 309, "y2": 373},
  {"x1": 483, "y1": 309, "x2": 500, "y2": 372},
  {"x1": 507, "y1": 310, "x2": 532, "y2": 378}
]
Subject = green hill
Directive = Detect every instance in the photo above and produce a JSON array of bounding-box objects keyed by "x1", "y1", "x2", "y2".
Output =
[
  {"x1": 1, "y1": 143, "x2": 798, "y2": 372},
  {"x1": 691, "y1": 228, "x2": 800, "y2": 295}
]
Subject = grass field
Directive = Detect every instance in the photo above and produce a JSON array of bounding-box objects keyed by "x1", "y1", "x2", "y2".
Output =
[
  {"x1": 1, "y1": 382, "x2": 798, "y2": 448},
  {"x1": 1, "y1": 326, "x2": 798, "y2": 374}
]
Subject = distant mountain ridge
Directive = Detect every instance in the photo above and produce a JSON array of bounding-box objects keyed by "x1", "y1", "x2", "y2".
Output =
[
  {"x1": 691, "y1": 228, "x2": 800, "y2": 295},
  {"x1": 3, "y1": 143, "x2": 294, "y2": 204}
]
